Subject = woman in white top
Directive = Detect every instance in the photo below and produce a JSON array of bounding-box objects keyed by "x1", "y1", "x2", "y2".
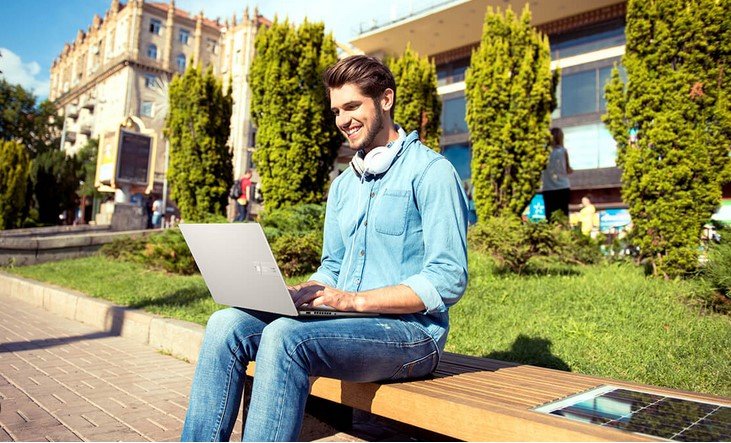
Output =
[{"x1": 541, "y1": 127, "x2": 573, "y2": 221}]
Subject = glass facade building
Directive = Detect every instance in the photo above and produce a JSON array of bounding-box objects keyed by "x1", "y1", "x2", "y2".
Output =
[{"x1": 436, "y1": 20, "x2": 627, "y2": 182}]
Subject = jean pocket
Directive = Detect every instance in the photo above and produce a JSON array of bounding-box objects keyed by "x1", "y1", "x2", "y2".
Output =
[
  {"x1": 388, "y1": 350, "x2": 438, "y2": 381},
  {"x1": 374, "y1": 190, "x2": 410, "y2": 236}
]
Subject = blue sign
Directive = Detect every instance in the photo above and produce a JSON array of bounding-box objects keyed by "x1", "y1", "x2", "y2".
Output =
[
  {"x1": 527, "y1": 194, "x2": 546, "y2": 221},
  {"x1": 599, "y1": 209, "x2": 631, "y2": 232}
]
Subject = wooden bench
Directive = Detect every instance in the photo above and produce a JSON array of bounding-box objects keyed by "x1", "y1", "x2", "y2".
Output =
[{"x1": 245, "y1": 352, "x2": 730, "y2": 441}]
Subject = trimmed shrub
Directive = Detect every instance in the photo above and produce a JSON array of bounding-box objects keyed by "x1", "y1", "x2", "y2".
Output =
[
  {"x1": 258, "y1": 203, "x2": 326, "y2": 238},
  {"x1": 99, "y1": 235, "x2": 147, "y2": 261},
  {"x1": 100, "y1": 229, "x2": 196, "y2": 275},
  {"x1": 466, "y1": 5, "x2": 558, "y2": 219},
  {"x1": 603, "y1": 0, "x2": 731, "y2": 277},
  {"x1": 249, "y1": 19, "x2": 341, "y2": 210},
  {"x1": 468, "y1": 215, "x2": 602, "y2": 273},
  {"x1": 701, "y1": 241, "x2": 731, "y2": 314},
  {"x1": 270, "y1": 231, "x2": 323, "y2": 278},
  {"x1": 140, "y1": 229, "x2": 197, "y2": 275},
  {"x1": 259, "y1": 203, "x2": 325, "y2": 277}
]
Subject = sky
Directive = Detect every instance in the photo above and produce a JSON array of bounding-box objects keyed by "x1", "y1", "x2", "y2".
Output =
[{"x1": 0, "y1": 0, "x2": 435, "y2": 102}]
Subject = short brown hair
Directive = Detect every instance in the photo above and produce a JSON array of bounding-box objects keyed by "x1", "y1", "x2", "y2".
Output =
[
  {"x1": 323, "y1": 55, "x2": 396, "y2": 118},
  {"x1": 550, "y1": 127, "x2": 564, "y2": 146}
]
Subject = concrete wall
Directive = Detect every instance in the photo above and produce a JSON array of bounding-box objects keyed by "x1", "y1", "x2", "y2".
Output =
[{"x1": 0, "y1": 227, "x2": 155, "y2": 266}]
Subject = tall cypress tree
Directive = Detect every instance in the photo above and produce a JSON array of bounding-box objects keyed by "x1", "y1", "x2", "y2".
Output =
[
  {"x1": 466, "y1": 5, "x2": 558, "y2": 219},
  {"x1": 0, "y1": 140, "x2": 30, "y2": 229},
  {"x1": 165, "y1": 65, "x2": 233, "y2": 221},
  {"x1": 604, "y1": 0, "x2": 731, "y2": 277},
  {"x1": 249, "y1": 18, "x2": 341, "y2": 210},
  {"x1": 388, "y1": 44, "x2": 442, "y2": 151}
]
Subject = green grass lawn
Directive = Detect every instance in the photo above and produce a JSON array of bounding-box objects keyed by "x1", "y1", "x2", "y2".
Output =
[{"x1": 5, "y1": 253, "x2": 730, "y2": 397}]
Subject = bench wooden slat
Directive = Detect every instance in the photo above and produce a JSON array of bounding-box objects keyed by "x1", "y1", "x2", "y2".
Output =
[
  {"x1": 435, "y1": 362, "x2": 596, "y2": 391},
  {"x1": 414, "y1": 380, "x2": 592, "y2": 408},
  {"x1": 243, "y1": 351, "x2": 729, "y2": 441},
  {"x1": 307, "y1": 376, "x2": 653, "y2": 441}
]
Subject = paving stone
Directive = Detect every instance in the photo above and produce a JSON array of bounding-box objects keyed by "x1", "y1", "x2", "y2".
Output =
[
  {"x1": 0, "y1": 427, "x2": 13, "y2": 442},
  {"x1": 0, "y1": 292, "x2": 385, "y2": 442}
]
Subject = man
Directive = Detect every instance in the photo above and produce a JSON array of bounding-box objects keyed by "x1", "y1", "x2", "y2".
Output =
[
  {"x1": 233, "y1": 170, "x2": 252, "y2": 222},
  {"x1": 181, "y1": 55, "x2": 468, "y2": 441}
]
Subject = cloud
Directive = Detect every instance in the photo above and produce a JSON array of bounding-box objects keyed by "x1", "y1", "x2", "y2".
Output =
[{"x1": 0, "y1": 47, "x2": 50, "y2": 99}]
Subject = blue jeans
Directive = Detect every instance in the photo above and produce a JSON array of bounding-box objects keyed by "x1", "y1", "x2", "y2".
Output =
[
  {"x1": 181, "y1": 308, "x2": 440, "y2": 441},
  {"x1": 234, "y1": 201, "x2": 248, "y2": 222}
]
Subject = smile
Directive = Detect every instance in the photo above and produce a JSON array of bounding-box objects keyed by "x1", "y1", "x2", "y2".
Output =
[{"x1": 343, "y1": 126, "x2": 362, "y2": 138}]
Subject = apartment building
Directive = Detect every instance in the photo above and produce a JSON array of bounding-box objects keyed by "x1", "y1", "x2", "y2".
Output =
[{"x1": 49, "y1": 0, "x2": 267, "y2": 222}]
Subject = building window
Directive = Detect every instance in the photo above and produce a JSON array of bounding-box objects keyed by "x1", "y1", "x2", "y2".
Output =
[
  {"x1": 558, "y1": 65, "x2": 617, "y2": 118},
  {"x1": 437, "y1": 58, "x2": 469, "y2": 86},
  {"x1": 176, "y1": 54, "x2": 186, "y2": 71},
  {"x1": 140, "y1": 101, "x2": 153, "y2": 117},
  {"x1": 442, "y1": 144, "x2": 472, "y2": 180},
  {"x1": 550, "y1": 23, "x2": 625, "y2": 61},
  {"x1": 179, "y1": 28, "x2": 190, "y2": 45},
  {"x1": 147, "y1": 44, "x2": 158, "y2": 59},
  {"x1": 144, "y1": 74, "x2": 157, "y2": 88},
  {"x1": 206, "y1": 38, "x2": 218, "y2": 54},
  {"x1": 563, "y1": 123, "x2": 617, "y2": 170},
  {"x1": 441, "y1": 95, "x2": 468, "y2": 135},
  {"x1": 149, "y1": 18, "x2": 162, "y2": 35}
]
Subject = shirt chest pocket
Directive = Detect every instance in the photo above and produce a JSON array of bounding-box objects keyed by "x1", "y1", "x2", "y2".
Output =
[{"x1": 374, "y1": 189, "x2": 410, "y2": 236}]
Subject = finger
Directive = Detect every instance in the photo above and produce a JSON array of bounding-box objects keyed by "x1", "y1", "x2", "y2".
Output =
[{"x1": 294, "y1": 290, "x2": 322, "y2": 307}]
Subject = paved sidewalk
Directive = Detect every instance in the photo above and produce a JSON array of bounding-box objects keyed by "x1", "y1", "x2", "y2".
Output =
[
  {"x1": 0, "y1": 293, "x2": 220, "y2": 442},
  {"x1": 0, "y1": 294, "x2": 386, "y2": 442}
]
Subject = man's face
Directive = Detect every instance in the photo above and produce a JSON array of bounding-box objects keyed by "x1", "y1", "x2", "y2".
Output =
[{"x1": 329, "y1": 83, "x2": 388, "y2": 152}]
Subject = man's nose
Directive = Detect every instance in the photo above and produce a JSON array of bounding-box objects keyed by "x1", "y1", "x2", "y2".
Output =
[{"x1": 335, "y1": 112, "x2": 350, "y2": 128}]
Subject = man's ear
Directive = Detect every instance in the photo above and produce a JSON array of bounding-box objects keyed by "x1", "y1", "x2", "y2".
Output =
[{"x1": 380, "y1": 88, "x2": 394, "y2": 113}]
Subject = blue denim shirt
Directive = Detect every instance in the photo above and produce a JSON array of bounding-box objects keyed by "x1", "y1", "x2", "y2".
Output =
[{"x1": 310, "y1": 131, "x2": 469, "y2": 350}]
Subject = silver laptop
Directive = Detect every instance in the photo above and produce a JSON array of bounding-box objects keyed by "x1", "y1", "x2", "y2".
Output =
[{"x1": 179, "y1": 223, "x2": 377, "y2": 317}]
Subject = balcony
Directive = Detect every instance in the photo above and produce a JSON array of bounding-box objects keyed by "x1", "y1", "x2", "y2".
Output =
[
  {"x1": 82, "y1": 99, "x2": 95, "y2": 112},
  {"x1": 65, "y1": 131, "x2": 77, "y2": 143},
  {"x1": 79, "y1": 124, "x2": 92, "y2": 136},
  {"x1": 66, "y1": 107, "x2": 79, "y2": 119}
]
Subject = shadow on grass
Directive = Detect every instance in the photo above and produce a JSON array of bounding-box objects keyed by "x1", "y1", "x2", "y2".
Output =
[
  {"x1": 128, "y1": 285, "x2": 211, "y2": 310},
  {"x1": 484, "y1": 334, "x2": 571, "y2": 372}
]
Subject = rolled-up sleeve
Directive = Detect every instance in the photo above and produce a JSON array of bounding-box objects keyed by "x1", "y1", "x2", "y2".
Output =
[
  {"x1": 401, "y1": 158, "x2": 468, "y2": 314},
  {"x1": 309, "y1": 178, "x2": 344, "y2": 288}
]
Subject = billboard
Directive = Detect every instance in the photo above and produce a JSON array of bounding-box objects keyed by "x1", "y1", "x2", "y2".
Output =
[
  {"x1": 97, "y1": 130, "x2": 117, "y2": 184},
  {"x1": 116, "y1": 129, "x2": 152, "y2": 185}
]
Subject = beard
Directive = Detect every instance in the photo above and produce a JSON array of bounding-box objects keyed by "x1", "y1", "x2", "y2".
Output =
[{"x1": 351, "y1": 102, "x2": 385, "y2": 152}]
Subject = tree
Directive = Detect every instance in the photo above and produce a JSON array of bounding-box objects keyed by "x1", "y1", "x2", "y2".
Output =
[
  {"x1": 465, "y1": 5, "x2": 558, "y2": 219},
  {"x1": 388, "y1": 44, "x2": 442, "y2": 150},
  {"x1": 165, "y1": 65, "x2": 233, "y2": 221},
  {"x1": 28, "y1": 149, "x2": 80, "y2": 225},
  {"x1": 604, "y1": 0, "x2": 731, "y2": 277},
  {"x1": 249, "y1": 18, "x2": 341, "y2": 210},
  {"x1": 76, "y1": 138, "x2": 101, "y2": 199},
  {"x1": 1, "y1": 79, "x2": 77, "y2": 226},
  {"x1": 0, "y1": 79, "x2": 61, "y2": 157},
  {"x1": 0, "y1": 140, "x2": 30, "y2": 229}
]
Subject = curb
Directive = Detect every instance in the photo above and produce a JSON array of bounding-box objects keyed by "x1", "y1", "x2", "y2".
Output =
[{"x1": 0, "y1": 271, "x2": 204, "y2": 364}]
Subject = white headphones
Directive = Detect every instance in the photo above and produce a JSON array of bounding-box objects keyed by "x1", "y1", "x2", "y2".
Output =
[{"x1": 350, "y1": 126, "x2": 407, "y2": 177}]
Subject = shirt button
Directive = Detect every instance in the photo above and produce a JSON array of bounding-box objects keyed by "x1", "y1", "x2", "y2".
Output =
[
  {"x1": 359, "y1": 250, "x2": 365, "y2": 256},
  {"x1": 370, "y1": 192, "x2": 375, "y2": 198},
  {"x1": 364, "y1": 220, "x2": 368, "y2": 226},
  {"x1": 355, "y1": 278, "x2": 361, "y2": 284}
]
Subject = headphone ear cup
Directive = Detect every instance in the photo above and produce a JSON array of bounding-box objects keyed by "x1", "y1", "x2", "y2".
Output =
[
  {"x1": 363, "y1": 146, "x2": 395, "y2": 175},
  {"x1": 350, "y1": 152, "x2": 366, "y2": 176}
]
